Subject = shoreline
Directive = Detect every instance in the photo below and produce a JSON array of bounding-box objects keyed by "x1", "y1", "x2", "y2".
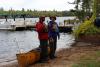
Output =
[
  {"x1": 0, "y1": 42, "x2": 100, "y2": 67},
  {"x1": 0, "y1": 60, "x2": 18, "y2": 67},
  {"x1": 30, "y1": 42, "x2": 100, "y2": 67},
  {"x1": 0, "y1": 46, "x2": 72, "y2": 67}
]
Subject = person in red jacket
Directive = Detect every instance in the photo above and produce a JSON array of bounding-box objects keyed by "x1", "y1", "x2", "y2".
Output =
[{"x1": 36, "y1": 16, "x2": 49, "y2": 63}]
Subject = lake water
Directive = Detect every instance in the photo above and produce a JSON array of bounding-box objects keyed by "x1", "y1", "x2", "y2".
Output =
[
  {"x1": 0, "y1": 31, "x2": 75, "y2": 64},
  {"x1": 0, "y1": 17, "x2": 75, "y2": 65}
]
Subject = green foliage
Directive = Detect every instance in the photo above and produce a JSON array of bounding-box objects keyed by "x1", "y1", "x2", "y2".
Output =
[
  {"x1": 62, "y1": 11, "x2": 75, "y2": 16},
  {"x1": 97, "y1": 0, "x2": 100, "y2": 16},
  {"x1": 74, "y1": 0, "x2": 93, "y2": 21},
  {"x1": 72, "y1": 60, "x2": 100, "y2": 67},
  {"x1": 73, "y1": 0, "x2": 99, "y2": 38},
  {"x1": 75, "y1": 10, "x2": 86, "y2": 21},
  {"x1": 0, "y1": 8, "x2": 74, "y2": 17},
  {"x1": 72, "y1": 51, "x2": 100, "y2": 67},
  {"x1": 73, "y1": 20, "x2": 91, "y2": 37},
  {"x1": 95, "y1": 51, "x2": 100, "y2": 57},
  {"x1": 84, "y1": 25, "x2": 100, "y2": 35},
  {"x1": 74, "y1": 20, "x2": 100, "y2": 38}
]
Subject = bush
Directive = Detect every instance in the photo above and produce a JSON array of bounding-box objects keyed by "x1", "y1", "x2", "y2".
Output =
[{"x1": 74, "y1": 20, "x2": 100, "y2": 38}]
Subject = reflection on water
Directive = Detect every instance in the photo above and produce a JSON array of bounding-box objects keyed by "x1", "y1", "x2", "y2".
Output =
[{"x1": 0, "y1": 30, "x2": 75, "y2": 64}]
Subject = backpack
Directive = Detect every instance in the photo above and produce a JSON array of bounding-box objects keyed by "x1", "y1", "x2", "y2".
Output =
[{"x1": 51, "y1": 22, "x2": 59, "y2": 32}]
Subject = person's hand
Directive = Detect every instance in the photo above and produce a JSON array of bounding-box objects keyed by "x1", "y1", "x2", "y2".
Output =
[
  {"x1": 49, "y1": 37, "x2": 54, "y2": 43},
  {"x1": 43, "y1": 24, "x2": 48, "y2": 32}
]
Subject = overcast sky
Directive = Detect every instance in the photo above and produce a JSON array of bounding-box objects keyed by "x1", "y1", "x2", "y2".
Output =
[{"x1": 0, "y1": 0, "x2": 75, "y2": 11}]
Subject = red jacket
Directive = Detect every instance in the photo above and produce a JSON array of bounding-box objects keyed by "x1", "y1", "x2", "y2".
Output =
[{"x1": 36, "y1": 22, "x2": 48, "y2": 40}]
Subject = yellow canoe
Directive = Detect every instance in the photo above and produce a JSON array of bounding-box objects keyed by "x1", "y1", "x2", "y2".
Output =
[{"x1": 16, "y1": 47, "x2": 50, "y2": 67}]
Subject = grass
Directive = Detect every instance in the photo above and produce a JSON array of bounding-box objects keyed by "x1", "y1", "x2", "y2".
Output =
[
  {"x1": 72, "y1": 60, "x2": 100, "y2": 67},
  {"x1": 72, "y1": 51, "x2": 100, "y2": 67}
]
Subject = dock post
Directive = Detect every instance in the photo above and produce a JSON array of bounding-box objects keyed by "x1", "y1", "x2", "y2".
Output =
[
  {"x1": 14, "y1": 16, "x2": 16, "y2": 21},
  {"x1": 5, "y1": 15, "x2": 7, "y2": 22}
]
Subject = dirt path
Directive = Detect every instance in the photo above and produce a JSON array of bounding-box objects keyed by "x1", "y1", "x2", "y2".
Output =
[{"x1": 30, "y1": 42, "x2": 100, "y2": 67}]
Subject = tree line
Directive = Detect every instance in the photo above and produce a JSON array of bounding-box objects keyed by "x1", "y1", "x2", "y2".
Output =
[
  {"x1": 70, "y1": 0, "x2": 100, "y2": 21},
  {"x1": 0, "y1": 8, "x2": 74, "y2": 18}
]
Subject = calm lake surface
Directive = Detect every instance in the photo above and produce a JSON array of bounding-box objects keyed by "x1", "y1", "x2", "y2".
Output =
[{"x1": 0, "y1": 17, "x2": 75, "y2": 64}]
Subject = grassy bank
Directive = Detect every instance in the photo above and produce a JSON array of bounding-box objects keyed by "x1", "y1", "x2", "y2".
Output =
[{"x1": 72, "y1": 51, "x2": 100, "y2": 67}]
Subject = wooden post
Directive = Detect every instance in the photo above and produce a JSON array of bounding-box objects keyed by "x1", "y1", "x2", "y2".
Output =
[
  {"x1": 13, "y1": 15, "x2": 16, "y2": 21},
  {"x1": 5, "y1": 15, "x2": 7, "y2": 22},
  {"x1": 23, "y1": 14, "x2": 26, "y2": 25}
]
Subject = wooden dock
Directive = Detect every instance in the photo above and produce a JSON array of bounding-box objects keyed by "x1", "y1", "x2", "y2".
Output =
[{"x1": 0, "y1": 21, "x2": 74, "y2": 32}]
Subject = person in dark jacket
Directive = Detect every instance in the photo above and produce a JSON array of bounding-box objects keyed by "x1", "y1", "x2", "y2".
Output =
[
  {"x1": 48, "y1": 16, "x2": 60, "y2": 59},
  {"x1": 36, "y1": 16, "x2": 49, "y2": 62}
]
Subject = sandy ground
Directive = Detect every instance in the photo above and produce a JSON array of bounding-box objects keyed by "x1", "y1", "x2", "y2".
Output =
[
  {"x1": 0, "y1": 42, "x2": 100, "y2": 67},
  {"x1": 29, "y1": 42, "x2": 100, "y2": 67}
]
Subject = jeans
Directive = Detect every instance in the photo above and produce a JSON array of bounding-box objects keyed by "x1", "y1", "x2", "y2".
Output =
[
  {"x1": 39, "y1": 40, "x2": 48, "y2": 61},
  {"x1": 49, "y1": 37, "x2": 57, "y2": 58}
]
